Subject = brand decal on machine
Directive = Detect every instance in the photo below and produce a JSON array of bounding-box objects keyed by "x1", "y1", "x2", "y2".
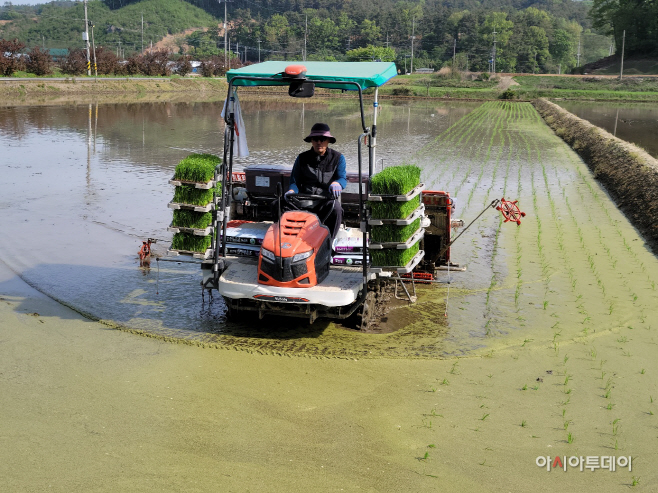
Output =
[{"x1": 254, "y1": 295, "x2": 310, "y2": 303}]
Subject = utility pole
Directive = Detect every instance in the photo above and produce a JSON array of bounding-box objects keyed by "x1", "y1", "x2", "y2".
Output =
[
  {"x1": 89, "y1": 21, "x2": 97, "y2": 76},
  {"x1": 577, "y1": 37, "x2": 581, "y2": 67},
  {"x1": 492, "y1": 26, "x2": 497, "y2": 75},
  {"x1": 244, "y1": 45, "x2": 246, "y2": 63},
  {"x1": 619, "y1": 29, "x2": 626, "y2": 80},
  {"x1": 410, "y1": 17, "x2": 415, "y2": 74},
  {"x1": 257, "y1": 39, "x2": 261, "y2": 63},
  {"x1": 453, "y1": 37, "x2": 456, "y2": 68},
  {"x1": 385, "y1": 33, "x2": 389, "y2": 49},
  {"x1": 141, "y1": 13, "x2": 144, "y2": 53},
  {"x1": 219, "y1": 0, "x2": 231, "y2": 69},
  {"x1": 303, "y1": 14, "x2": 307, "y2": 61},
  {"x1": 83, "y1": 0, "x2": 91, "y2": 76}
]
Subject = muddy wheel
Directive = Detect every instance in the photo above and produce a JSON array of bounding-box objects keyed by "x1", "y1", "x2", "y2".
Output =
[{"x1": 355, "y1": 291, "x2": 376, "y2": 331}]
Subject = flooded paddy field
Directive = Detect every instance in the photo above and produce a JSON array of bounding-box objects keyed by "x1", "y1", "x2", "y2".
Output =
[
  {"x1": 3, "y1": 97, "x2": 658, "y2": 491},
  {"x1": 1, "y1": 99, "x2": 657, "y2": 357},
  {"x1": 556, "y1": 101, "x2": 658, "y2": 159}
]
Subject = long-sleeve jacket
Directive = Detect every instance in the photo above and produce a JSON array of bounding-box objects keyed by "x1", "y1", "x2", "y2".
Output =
[{"x1": 288, "y1": 148, "x2": 347, "y2": 196}]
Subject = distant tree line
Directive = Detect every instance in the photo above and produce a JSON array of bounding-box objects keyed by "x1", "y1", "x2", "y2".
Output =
[
  {"x1": 0, "y1": 38, "x2": 243, "y2": 77},
  {"x1": 0, "y1": 0, "x2": 618, "y2": 74}
]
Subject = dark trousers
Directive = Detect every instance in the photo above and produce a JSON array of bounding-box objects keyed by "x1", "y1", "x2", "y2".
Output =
[{"x1": 272, "y1": 198, "x2": 343, "y2": 239}]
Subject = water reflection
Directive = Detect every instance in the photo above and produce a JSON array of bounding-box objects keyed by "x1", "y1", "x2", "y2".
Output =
[{"x1": 0, "y1": 98, "x2": 478, "y2": 358}]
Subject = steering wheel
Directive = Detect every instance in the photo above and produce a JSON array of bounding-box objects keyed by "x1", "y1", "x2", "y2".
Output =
[{"x1": 283, "y1": 193, "x2": 334, "y2": 223}]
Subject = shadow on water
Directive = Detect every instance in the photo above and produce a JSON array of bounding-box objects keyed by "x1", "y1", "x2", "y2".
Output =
[{"x1": 3, "y1": 261, "x2": 454, "y2": 359}]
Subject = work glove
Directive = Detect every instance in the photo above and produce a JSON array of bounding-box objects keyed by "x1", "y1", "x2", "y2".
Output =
[{"x1": 329, "y1": 182, "x2": 342, "y2": 199}]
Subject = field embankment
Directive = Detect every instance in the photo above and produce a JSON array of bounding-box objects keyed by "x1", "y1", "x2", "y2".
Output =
[
  {"x1": 0, "y1": 77, "x2": 228, "y2": 106},
  {"x1": 533, "y1": 98, "x2": 658, "y2": 251}
]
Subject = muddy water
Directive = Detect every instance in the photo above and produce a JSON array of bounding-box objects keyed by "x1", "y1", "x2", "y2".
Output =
[
  {"x1": 557, "y1": 101, "x2": 658, "y2": 158},
  {"x1": 0, "y1": 99, "x2": 477, "y2": 358}
]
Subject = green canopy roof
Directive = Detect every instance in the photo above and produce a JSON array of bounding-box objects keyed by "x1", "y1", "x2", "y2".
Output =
[{"x1": 226, "y1": 61, "x2": 397, "y2": 90}]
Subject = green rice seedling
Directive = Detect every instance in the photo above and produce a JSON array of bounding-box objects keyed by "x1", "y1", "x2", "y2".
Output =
[
  {"x1": 631, "y1": 476, "x2": 640, "y2": 487},
  {"x1": 612, "y1": 418, "x2": 620, "y2": 435},
  {"x1": 171, "y1": 210, "x2": 213, "y2": 229},
  {"x1": 606, "y1": 403, "x2": 614, "y2": 410},
  {"x1": 370, "y1": 165, "x2": 421, "y2": 195},
  {"x1": 441, "y1": 378, "x2": 449, "y2": 385},
  {"x1": 173, "y1": 153, "x2": 220, "y2": 182},
  {"x1": 449, "y1": 360, "x2": 460, "y2": 375},
  {"x1": 369, "y1": 196, "x2": 420, "y2": 220},
  {"x1": 171, "y1": 232, "x2": 212, "y2": 253},
  {"x1": 480, "y1": 413, "x2": 489, "y2": 421},
  {"x1": 521, "y1": 384, "x2": 527, "y2": 391},
  {"x1": 371, "y1": 218, "x2": 421, "y2": 243},
  {"x1": 521, "y1": 420, "x2": 527, "y2": 427},
  {"x1": 641, "y1": 369, "x2": 646, "y2": 374},
  {"x1": 370, "y1": 242, "x2": 419, "y2": 267},
  {"x1": 172, "y1": 185, "x2": 215, "y2": 206},
  {"x1": 567, "y1": 432, "x2": 574, "y2": 443}
]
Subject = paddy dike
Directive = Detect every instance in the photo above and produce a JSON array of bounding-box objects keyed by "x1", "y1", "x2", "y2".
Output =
[
  {"x1": 533, "y1": 98, "x2": 658, "y2": 253},
  {"x1": 0, "y1": 77, "x2": 228, "y2": 105}
]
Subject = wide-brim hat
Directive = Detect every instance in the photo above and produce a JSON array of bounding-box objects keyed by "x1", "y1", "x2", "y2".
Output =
[{"x1": 304, "y1": 122, "x2": 336, "y2": 144}]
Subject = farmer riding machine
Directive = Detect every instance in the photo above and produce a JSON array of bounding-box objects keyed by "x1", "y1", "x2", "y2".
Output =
[{"x1": 200, "y1": 62, "x2": 459, "y2": 329}]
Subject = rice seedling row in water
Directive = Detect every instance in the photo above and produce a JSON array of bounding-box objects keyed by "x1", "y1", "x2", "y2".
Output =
[
  {"x1": 451, "y1": 102, "x2": 506, "y2": 200},
  {"x1": 173, "y1": 153, "x2": 221, "y2": 182},
  {"x1": 417, "y1": 103, "x2": 492, "y2": 160},
  {"x1": 371, "y1": 218, "x2": 421, "y2": 243},
  {"x1": 171, "y1": 232, "x2": 212, "y2": 252},
  {"x1": 561, "y1": 158, "x2": 654, "y2": 317},
  {"x1": 171, "y1": 210, "x2": 213, "y2": 229},
  {"x1": 417, "y1": 108, "x2": 493, "y2": 189},
  {"x1": 369, "y1": 196, "x2": 420, "y2": 220},
  {"x1": 571, "y1": 160, "x2": 655, "y2": 291},
  {"x1": 370, "y1": 165, "x2": 421, "y2": 195},
  {"x1": 419, "y1": 102, "x2": 499, "y2": 191},
  {"x1": 370, "y1": 242, "x2": 419, "y2": 267}
]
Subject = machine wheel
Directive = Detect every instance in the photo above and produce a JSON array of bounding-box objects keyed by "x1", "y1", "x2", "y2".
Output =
[{"x1": 354, "y1": 291, "x2": 376, "y2": 331}]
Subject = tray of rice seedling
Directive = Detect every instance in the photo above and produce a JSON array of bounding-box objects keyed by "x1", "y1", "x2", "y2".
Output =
[
  {"x1": 168, "y1": 201, "x2": 215, "y2": 213},
  {"x1": 368, "y1": 183, "x2": 424, "y2": 202},
  {"x1": 368, "y1": 165, "x2": 423, "y2": 202},
  {"x1": 169, "y1": 178, "x2": 217, "y2": 189},
  {"x1": 167, "y1": 224, "x2": 213, "y2": 236},
  {"x1": 368, "y1": 228, "x2": 424, "y2": 250},
  {"x1": 369, "y1": 204, "x2": 425, "y2": 225},
  {"x1": 168, "y1": 183, "x2": 220, "y2": 212},
  {"x1": 369, "y1": 195, "x2": 421, "y2": 221},
  {"x1": 168, "y1": 210, "x2": 213, "y2": 236},
  {"x1": 169, "y1": 153, "x2": 221, "y2": 189},
  {"x1": 168, "y1": 232, "x2": 214, "y2": 259},
  {"x1": 369, "y1": 245, "x2": 425, "y2": 274}
]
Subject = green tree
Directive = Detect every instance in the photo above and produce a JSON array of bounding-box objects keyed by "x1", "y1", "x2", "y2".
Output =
[
  {"x1": 346, "y1": 45, "x2": 396, "y2": 62},
  {"x1": 480, "y1": 12, "x2": 514, "y2": 72},
  {"x1": 550, "y1": 28, "x2": 576, "y2": 71},
  {"x1": 359, "y1": 19, "x2": 381, "y2": 46}
]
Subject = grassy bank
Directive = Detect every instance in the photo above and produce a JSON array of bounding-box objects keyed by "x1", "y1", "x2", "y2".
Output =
[
  {"x1": 3, "y1": 72, "x2": 658, "y2": 105},
  {"x1": 0, "y1": 77, "x2": 228, "y2": 106},
  {"x1": 533, "y1": 98, "x2": 658, "y2": 250}
]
